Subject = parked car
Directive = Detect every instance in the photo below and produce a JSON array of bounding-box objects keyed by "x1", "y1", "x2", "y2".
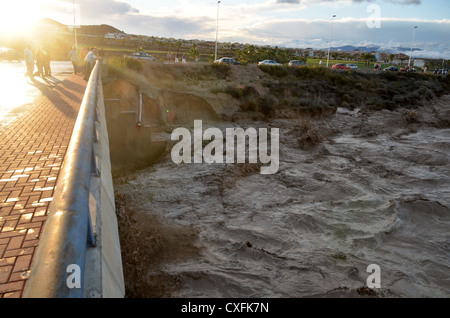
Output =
[
  {"x1": 288, "y1": 60, "x2": 306, "y2": 67},
  {"x1": 384, "y1": 66, "x2": 399, "y2": 72},
  {"x1": 346, "y1": 64, "x2": 358, "y2": 70},
  {"x1": 214, "y1": 57, "x2": 240, "y2": 65},
  {"x1": 258, "y1": 60, "x2": 282, "y2": 66},
  {"x1": 128, "y1": 51, "x2": 157, "y2": 61},
  {"x1": 0, "y1": 48, "x2": 22, "y2": 62},
  {"x1": 332, "y1": 63, "x2": 350, "y2": 70},
  {"x1": 400, "y1": 66, "x2": 416, "y2": 72},
  {"x1": 434, "y1": 68, "x2": 448, "y2": 75}
]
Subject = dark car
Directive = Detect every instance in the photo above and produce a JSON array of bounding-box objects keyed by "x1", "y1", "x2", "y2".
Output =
[
  {"x1": 214, "y1": 57, "x2": 240, "y2": 65},
  {"x1": 0, "y1": 48, "x2": 22, "y2": 62},
  {"x1": 384, "y1": 66, "x2": 399, "y2": 72}
]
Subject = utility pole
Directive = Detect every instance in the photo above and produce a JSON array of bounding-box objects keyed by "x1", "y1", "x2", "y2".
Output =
[
  {"x1": 408, "y1": 26, "x2": 418, "y2": 68},
  {"x1": 73, "y1": 0, "x2": 78, "y2": 51},
  {"x1": 326, "y1": 15, "x2": 336, "y2": 68},
  {"x1": 215, "y1": 1, "x2": 221, "y2": 62},
  {"x1": 443, "y1": 48, "x2": 447, "y2": 69}
]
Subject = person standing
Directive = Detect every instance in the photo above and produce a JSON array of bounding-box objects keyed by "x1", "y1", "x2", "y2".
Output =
[
  {"x1": 69, "y1": 47, "x2": 80, "y2": 75},
  {"x1": 80, "y1": 47, "x2": 89, "y2": 75},
  {"x1": 84, "y1": 48, "x2": 97, "y2": 81},
  {"x1": 24, "y1": 45, "x2": 34, "y2": 78},
  {"x1": 42, "y1": 48, "x2": 51, "y2": 76},
  {"x1": 33, "y1": 49, "x2": 44, "y2": 78}
]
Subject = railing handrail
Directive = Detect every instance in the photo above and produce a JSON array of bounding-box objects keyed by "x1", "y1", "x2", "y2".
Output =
[{"x1": 23, "y1": 60, "x2": 101, "y2": 298}]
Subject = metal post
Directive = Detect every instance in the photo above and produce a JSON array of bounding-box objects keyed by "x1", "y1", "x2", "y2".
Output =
[
  {"x1": 214, "y1": 1, "x2": 221, "y2": 62},
  {"x1": 326, "y1": 15, "x2": 336, "y2": 68},
  {"x1": 443, "y1": 48, "x2": 447, "y2": 69},
  {"x1": 408, "y1": 26, "x2": 418, "y2": 68},
  {"x1": 137, "y1": 92, "x2": 143, "y2": 126},
  {"x1": 73, "y1": 0, "x2": 78, "y2": 51}
]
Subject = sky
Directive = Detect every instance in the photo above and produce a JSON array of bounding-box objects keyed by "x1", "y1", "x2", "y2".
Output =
[{"x1": 0, "y1": 0, "x2": 449, "y2": 58}]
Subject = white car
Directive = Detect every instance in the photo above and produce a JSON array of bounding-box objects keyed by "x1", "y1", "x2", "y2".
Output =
[
  {"x1": 258, "y1": 60, "x2": 282, "y2": 66},
  {"x1": 346, "y1": 64, "x2": 358, "y2": 70},
  {"x1": 129, "y1": 52, "x2": 157, "y2": 61}
]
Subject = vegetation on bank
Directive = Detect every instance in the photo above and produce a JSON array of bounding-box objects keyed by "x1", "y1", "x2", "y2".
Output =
[
  {"x1": 253, "y1": 65, "x2": 450, "y2": 114},
  {"x1": 104, "y1": 56, "x2": 450, "y2": 120}
]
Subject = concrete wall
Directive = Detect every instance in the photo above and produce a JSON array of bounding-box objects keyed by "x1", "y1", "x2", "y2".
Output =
[{"x1": 83, "y1": 75, "x2": 125, "y2": 298}]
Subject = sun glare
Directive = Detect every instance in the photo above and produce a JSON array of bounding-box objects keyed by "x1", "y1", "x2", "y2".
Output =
[{"x1": 0, "y1": 1, "x2": 44, "y2": 36}]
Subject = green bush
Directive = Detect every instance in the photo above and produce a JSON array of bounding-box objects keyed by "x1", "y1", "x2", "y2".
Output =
[
  {"x1": 258, "y1": 65, "x2": 289, "y2": 77},
  {"x1": 209, "y1": 63, "x2": 231, "y2": 79},
  {"x1": 106, "y1": 56, "x2": 143, "y2": 75}
]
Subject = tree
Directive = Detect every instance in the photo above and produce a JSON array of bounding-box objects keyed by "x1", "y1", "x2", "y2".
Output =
[
  {"x1": 175, "y1": 40, "x2": 182, "y2": 54},
  {"x1": 317, "y1": 51, "x2": 326, "y2": 59},
  {"x1": 188, "y1": 43, "x2": 199, "y2": 61},
  {"x1": 389, "y1": 54, "x2": 395, "y2": 63},
  {"x1": 360, "y1": 52, "x2": 376, "y2": 66}
]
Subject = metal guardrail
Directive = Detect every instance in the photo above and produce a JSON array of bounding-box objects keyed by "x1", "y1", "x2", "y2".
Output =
[{"x1": 23, "y1": 60, "x2": 101, "y2": 298}]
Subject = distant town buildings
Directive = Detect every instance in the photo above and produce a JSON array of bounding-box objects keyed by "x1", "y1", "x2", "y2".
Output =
[{"x1": 105, "y1": 33, "x2": 128, "y2": 40}]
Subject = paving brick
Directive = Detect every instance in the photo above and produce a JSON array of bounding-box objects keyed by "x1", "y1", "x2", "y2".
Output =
[
  {"x1": 7, "y1": 236, "x2": 24, "y2": 250},
  {"x1": 3, "y1": 290, "x2": 22, "y2": 298},
  {"x1": 0, "y1": 75, "x2": 86, "y2": 296},
  {"x1": 0, "y1": 257, "x2": 16, "y2": 267},
  {"x1": 3, "y1": 247, "x2": 34, "y2": 258},
  {"x1": 0, "y1": 265, "x2": 12, "y2": 284},
  {"x1": 0, "y1": 244, "x2": 6, "y2": 258},
  {"x1": 13, "y1": 255, "x2": 32, "y2": 273},
  {"x1": 0, "y1": 280, "x2": 24, "y2": 294}
]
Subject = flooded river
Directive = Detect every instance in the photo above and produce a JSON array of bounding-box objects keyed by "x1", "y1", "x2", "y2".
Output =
[{"x1": 115, "y1": 95, "x2": 450, "y2": 298}]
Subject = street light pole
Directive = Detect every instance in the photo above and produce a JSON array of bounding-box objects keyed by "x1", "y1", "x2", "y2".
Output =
[
  {"x1": 73, "y1": 0, "x2": 78, "y2": 51},
  {"x1": 215, "y1": 1, "x2": 221, "y2": 62},
  {"x1": 408, "y1": 26, "x2": 418, "y2": 68},
  {"x1": 443, "y1": 48, "x2": 448, "y2": 69},
  {"x1": 326, "y1": 15, "x2": 336, "y2": 68}
]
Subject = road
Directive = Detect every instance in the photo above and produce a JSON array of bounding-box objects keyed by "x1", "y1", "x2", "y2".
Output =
[{"x1": 0, "y1": 61, "x2": 76, "y2": 128}]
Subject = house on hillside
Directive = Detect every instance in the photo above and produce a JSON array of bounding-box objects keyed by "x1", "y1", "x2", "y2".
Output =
[{"x1": 105, "y1": 33, "x2": 127, "y2": 40}]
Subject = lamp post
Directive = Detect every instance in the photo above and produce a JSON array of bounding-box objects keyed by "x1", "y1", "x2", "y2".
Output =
[
  {"x1": 408, "y1": 26, "x2": 418, "y2": 68},
  {"x1": 326, "y1": 15, "x2": 336, "y2": 68},
  {"x1": 214, "y1": 1, "x2": 221, "y2": 62},
  {"x1": 73, "y1": 0, "x2": 78, "y2": 51},
  {"x1": 443, "y1": 48, "x2": 448, "y2": 69}
]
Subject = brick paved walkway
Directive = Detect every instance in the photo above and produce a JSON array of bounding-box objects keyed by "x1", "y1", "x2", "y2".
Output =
[{"x1": 0, "y1": 75, "x2": 86, "y2": 298}]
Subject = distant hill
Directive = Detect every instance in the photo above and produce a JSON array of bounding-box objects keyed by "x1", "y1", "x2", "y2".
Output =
[
  {"x1": 78, "y1": 24, "x2": 125, "y2": 36},
  {"x1": 32, "y1": 18, "x2": 66, "y2": 30},
  {"x1": 32, "y1": 18, "x2": 125, "y2": 36},
  {"x1": 330, "y1": 45, "x2": 381, "y2": 53}
]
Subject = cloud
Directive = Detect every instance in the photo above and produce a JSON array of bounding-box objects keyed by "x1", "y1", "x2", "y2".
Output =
[
  {"x1": 275, "y1": 0, "x2": 421, "y2": 5},
  {"x1": 234, "y1": 17, "x2": 449, "y2": 54},
  {"x1": 276, "y1": 0, "x2": 300, "y2": 3},
  {"x1": 386, "y1": 0, "x2": 421, "y2": 4},
  {"x1": 52, "y1": 0, "x2": 140, "y2": 20},
  {"x1": 78, "y1": 0, "x2": 140, "y2": 17}
]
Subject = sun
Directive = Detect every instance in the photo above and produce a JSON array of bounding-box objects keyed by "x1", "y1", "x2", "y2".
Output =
[{"x1": 0, "y1": 1, "x2": 47, "y2": 36}]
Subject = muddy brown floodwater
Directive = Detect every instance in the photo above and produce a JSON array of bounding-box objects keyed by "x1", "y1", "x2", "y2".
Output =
[{"x1": 114, "y1": 95, "x2": 450, "y2": 298}]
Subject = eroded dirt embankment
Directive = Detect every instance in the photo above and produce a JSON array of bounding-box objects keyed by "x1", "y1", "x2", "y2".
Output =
[{"x1": 104, "y1": 63, "x2": 450, "y2": 298}]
